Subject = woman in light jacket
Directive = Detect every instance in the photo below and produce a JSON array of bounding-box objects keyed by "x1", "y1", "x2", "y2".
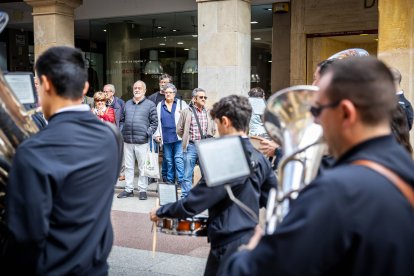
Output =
[{"x1": 154, "y1": 83, "x2": 188, "y2": 186}]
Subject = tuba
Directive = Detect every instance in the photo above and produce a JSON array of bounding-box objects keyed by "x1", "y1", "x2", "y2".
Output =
[
  {"x1": 263, "y1": 85, "x2": 326, "y2": 234},
  {"x1": 0, "y1": 12, "x2": 39, "y2": 239}
]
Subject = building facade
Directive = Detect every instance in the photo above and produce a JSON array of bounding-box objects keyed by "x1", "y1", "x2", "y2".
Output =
[{"x1": 0, "y1": 0, "x2": 413, "y2": 113}]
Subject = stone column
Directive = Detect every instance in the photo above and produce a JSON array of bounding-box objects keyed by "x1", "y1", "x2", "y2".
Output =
[
  {"x1": 290, "y1": 0, "x2": 306, "y2": 86},
  {"x1": 24, "y1": 0, "x2": 82, "y2": 61},
  {"x1": 378, "y1": 0, "x2": 414, "y2": 104},
  {"x1": 197, "y1": 0, "x2": 251, "y2": 106},
  {"x1": 271, "y1": 2, "x2": 291, "y2": 93}
]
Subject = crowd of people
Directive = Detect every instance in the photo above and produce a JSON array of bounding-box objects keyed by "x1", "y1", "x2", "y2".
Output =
[{"x1": 1, "y1": 45, "x2": 414, "y2": 276}]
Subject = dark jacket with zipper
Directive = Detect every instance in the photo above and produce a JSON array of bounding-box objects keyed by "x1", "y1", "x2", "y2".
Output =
[{"x1": 120, "y1": 97, "x2": 158, "y2": 144}]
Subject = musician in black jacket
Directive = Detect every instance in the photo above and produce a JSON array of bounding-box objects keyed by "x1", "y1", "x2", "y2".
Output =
[
  {"x1": 223, "y1": 57, "x2": 414, "y2": 276},
  {"x1": 3, "y1": 46, "x2": 121, "y2": 275},
  {"x1": 150, "y1": 95, "x2": 277, "y2": 276}
]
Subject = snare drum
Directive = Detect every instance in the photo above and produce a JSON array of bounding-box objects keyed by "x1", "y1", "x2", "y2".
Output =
[{"x1": 157, "y1": 215, "x2": 208, "y2": 236}]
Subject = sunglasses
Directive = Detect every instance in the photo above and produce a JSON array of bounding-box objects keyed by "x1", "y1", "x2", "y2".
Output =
[
  {"x1": 310, "y1": 100, "x2": 340, "y2": 117},
  {"x1": 198, "y1": 96, "x2": 208, "y2": 100}
]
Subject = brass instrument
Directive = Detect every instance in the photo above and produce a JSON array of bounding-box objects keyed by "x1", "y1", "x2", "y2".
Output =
[
  {"x1": 0, "y1": 71, "x2": 40, "y2": 225},
  {"x1": 263, "y1": 85, "x2": 326, "y2": 234},
  {"x1": 0, "y1": 13, "x2": 40, "y2": 241}
]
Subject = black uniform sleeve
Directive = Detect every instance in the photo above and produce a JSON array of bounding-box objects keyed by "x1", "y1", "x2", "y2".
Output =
[
  {"x1": 258, "y1": 157, "x2": 278, "y2": 208},
  {"x1": 157, "y1": 179, "x2": 228, "y2": 219},
  {"x1": 5, "y1": 145, "x2": 53, "y2": 271},
  {"x1": 405, "y1": 101, "x2": 413, "y2": 130},
  {"x1": 223, "y1": 179, "x2": 349, "y2": 276}
]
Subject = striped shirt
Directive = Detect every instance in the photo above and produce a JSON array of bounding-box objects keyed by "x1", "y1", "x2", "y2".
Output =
[{"x1": 189, "y1": 106, "x2": 208, "y2": 141}]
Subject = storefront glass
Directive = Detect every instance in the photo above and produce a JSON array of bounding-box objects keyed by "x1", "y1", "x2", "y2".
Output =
[{"x1": 84, "y1": 4, "x2": 273, "y2": 101}]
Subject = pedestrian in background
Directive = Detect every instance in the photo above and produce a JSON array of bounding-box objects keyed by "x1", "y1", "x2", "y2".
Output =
[
  {"x1": 176, "y1": 88, "x2": 215, "y2": 197},
  {"x1": 154, "y1": 83, "x2": 187, "y2": 188},
  {"x1": 118, "y1": 80, "x2": 158, "y2": 200}
]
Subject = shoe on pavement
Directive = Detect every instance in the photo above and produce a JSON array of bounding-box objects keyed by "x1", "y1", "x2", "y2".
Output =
[
  {"x1": 118, "y1": 175, "x2": 125, "y2": 181},
  {"x1": 139, "y1": 192, "x2": 147, "y2": 200},
  {"x1": 117, "y1": 190, "x2": 133, "y2": 198}
]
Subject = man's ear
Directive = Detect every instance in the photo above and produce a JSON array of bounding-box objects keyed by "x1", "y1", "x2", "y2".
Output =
[
  {"x1": 221, "y1": 116, "x2": 231, "y2": 128},
  {"x1": 341, "y1": 99, "x2": 357, "y2": 127},
  {"x1": 82, "y1": 81, "x2": 90, "y2": 97},
  {"x1": 40, "y1": 75, "x2": 51, "y2": 94}
]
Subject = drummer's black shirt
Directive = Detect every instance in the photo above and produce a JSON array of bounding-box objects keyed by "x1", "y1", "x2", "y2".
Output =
[{"x1": 157, "y1": 137, "x2": 277, "y2": 247}]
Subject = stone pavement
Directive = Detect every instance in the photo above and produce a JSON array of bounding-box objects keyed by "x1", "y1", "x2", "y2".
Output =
[{"x1": 109, "y1": 180, "x2": 209, "y2": 276}]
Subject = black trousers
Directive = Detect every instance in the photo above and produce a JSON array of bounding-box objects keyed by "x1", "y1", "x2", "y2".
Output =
[{"x1": 204, "y1": 231, "x2": 253, "y2": 276}]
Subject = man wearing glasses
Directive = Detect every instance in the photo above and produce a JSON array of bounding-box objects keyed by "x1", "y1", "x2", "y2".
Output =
[
  {"x1": 223, "y1": 57, "x2": 414, "y2": 276},
  {"x1": 103, "y1": 84, "x2": 125, "y2": 127},
  {"x1": 176, "y1": 88, "x2": 216, "y2": 198}
]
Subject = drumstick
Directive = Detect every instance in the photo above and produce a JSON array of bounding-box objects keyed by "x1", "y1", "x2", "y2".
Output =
[{"x1": 152, "y1": 198, "x2": 160, "y2": 258}]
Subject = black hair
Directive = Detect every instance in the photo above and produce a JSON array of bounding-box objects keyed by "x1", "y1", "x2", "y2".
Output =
[
  {"x1": 318, "y1": 59, "x2": 336, "y2": 77},
  {"x1": 391, "y1": 105, "x2": 413, "y2": 154},
  {"x1": 159, "y1": 73, "x2": 173, "y2": 82},
  {"x1": 326, "y1": 56, "x2": 396, "y2": 125},
  {"x1": 248, "y1": 87, "x2": 265, "y2": 98},
  {"x1": 210, "y1": 95, "x2": 252, "y2": 132},
  {"x1": 35, "y1": 46, "x2": 87, "y2": 100}
]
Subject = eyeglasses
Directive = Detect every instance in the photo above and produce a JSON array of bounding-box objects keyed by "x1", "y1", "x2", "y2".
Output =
[
  {"x1": 310, "y1": 100, "x2": 340, "y2": 117},
  {"x1": 198, "y1": 96, "x2": 208, "y2": 100},
  {"x1": 164, "y1": 91, "x2": 175, "y2": 95}
]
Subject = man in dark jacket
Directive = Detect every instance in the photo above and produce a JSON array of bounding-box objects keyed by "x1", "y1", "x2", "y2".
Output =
[
  {"x1": 104, "y1": 83, "x2": 126, "y2": 180},
  {"x1": 147, "y1": 73, "x2": 172, "y2": 106},
  {"x1": 150, "y1": 95, "x2": 277, "y2": 276},
  {"x1": 104, "y1": 83, "x2": 125, "y2": 127},
  {"x1": 389, "y1": 67, "x2": 413, "y2": 130},
  {"x1": 118, "y1": 80, "x2": 158, "y2": 200},
  {"x1": 224, "y1": 57, "x2": 414, "y2": 276},
  {"x1": 3, "y1": 46, "x2": 122, "y2": 275}
]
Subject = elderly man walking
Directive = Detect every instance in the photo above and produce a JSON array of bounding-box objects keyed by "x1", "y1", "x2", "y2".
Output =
[{"x1": 118, "y1": 80, "x2": 158, "y2": 200}]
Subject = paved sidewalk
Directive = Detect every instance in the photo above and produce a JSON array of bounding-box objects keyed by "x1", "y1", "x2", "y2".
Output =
[{"x1": 108, "y1": 180, "x2": 209, "y2": 276}]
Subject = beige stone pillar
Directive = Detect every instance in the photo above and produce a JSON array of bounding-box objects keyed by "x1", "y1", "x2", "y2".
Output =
[
  {"x1": 378, "y1": 0, "x2": 414, "y2": 146},
  {"x1": 290, "y1": 0, "x2": 306, "y2": 86},
  {"x1": 24, "y1": 0, "x2": 82, "y2": 61},
  {"x1": 271, "y1": 2, "x2": 291, "y2": 93},
  {"x1": 197, "y1": 0, "x2": 251, "y2": 105},
  {"x1": 378, "y1": 0, "x2": 414, "y2": 99}
]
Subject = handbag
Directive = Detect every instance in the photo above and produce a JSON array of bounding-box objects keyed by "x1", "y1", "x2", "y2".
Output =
[{"x1": 142, "y1": 139, "x2": 160, "y2": 179}]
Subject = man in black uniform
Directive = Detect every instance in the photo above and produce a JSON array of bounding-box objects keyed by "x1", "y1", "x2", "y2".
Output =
[
  {"x1": 150, "y1": 95, "x2": 277, "y2": 276},
  {"x1": 223, "y1": 57, "x2": 414, "y2": 276},
  {"x1": 3, "y1": 46, "x2": 122, "y2": 275},
  {"x1": 389, "y1": 67, "x2": 413, "y2": 130}
]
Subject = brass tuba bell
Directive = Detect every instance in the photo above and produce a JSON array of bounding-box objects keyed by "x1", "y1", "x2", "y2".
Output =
[
  {"x1": 263, "y1": 85, "x2": 327, "y2": 234},
  {"x1": 0, "y1": 12, "x2": 40, "y2": 240}
]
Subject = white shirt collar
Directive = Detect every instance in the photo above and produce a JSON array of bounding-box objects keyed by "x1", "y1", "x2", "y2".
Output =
[
  {"x1": 55, "y1": 104, "x2": 90, "y2": 114},
  {"x1": 396, "y1": 90, "x2": 404, "y2": 95}
]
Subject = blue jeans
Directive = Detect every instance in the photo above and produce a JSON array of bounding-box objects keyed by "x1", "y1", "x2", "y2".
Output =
[
  {"x1": 163, "y1": 141, "x2": 184, "y2": 185},
  {"x1": 182, "y1": 142, "x2": 198, "y2": 198}
]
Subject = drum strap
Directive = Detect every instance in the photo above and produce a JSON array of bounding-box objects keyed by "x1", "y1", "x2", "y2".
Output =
[{"x1": 352, "y1": 159, "x2": 414, "y2": 210}]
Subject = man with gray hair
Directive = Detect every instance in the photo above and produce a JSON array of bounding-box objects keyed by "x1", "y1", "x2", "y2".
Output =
[
  {"x1": 118, "y1": 80, "x2": 158, "y2": 200},
  {"x1": 176, "y1": 87, "x2": 215, "y2": 197},
  {"x1": 103, "y1": 83, "x2": 125, "y2": 128},
  {"x1": 104, "y1": 83, "x2": 126, "y2": 181}
]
